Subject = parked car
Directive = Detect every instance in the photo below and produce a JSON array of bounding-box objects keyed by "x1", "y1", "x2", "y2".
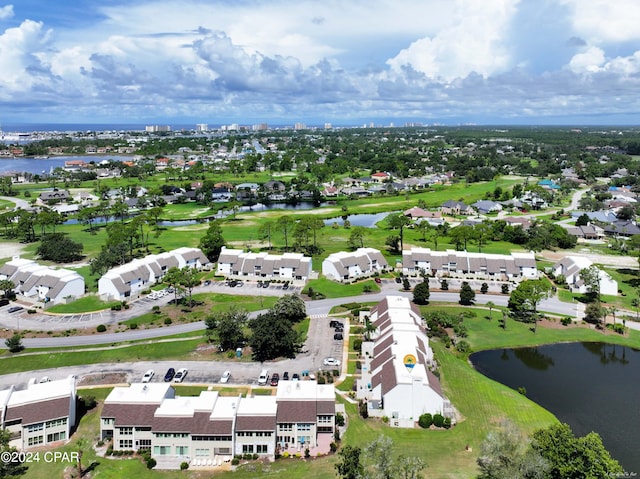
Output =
[
  {"x1": 292, "y1": 373, "x2": 300, "y2": 381},
  {"x1": 395, "y1": 276, "x2": 402, "y2": 283},
  {"x1": 0, "y1": 298, "x2": 10, "y2": 307},
  {"x1": 270, "y1": 373, "x2": 280, "y2": 386},
  {"x1": 375, "y1": 277, "x2": 382, "y2": 284},
  {"x1": 283, "y1": 371, "x2": 289, "y2": 381},
  {"x1": 330, "y1": 320, "x2": 343, "y2": 328},
  {"x1": 203, "y1": 280, "x2": 211, "y2": 286},
  {"x1": 323, "y1": 357, "x2": 341, "y2": 367},
  {"x1": 257, "y1": 369, "x2": 269, "y2": 385},
  {"x1": 283, "y1": 282, "x2": 289, "y2": 290},
  {"x1": 163, "y1": 368, "x2": 176, "y2": 382},
  {"x1": 174, "y1": 368, "x2": 188, "y2": 383},
  {"x1": 220, "y1": 370, "x2": 231, "y2": 384},
  {"x1": 334, "y1": 333, "x2": 344, "y2": 340},
  {"x1": 7, "y1": 306, "x2": 23, "y2": 313},
  {"x1": 141, "y1": 369, "x2": 155, "y2": 383}
]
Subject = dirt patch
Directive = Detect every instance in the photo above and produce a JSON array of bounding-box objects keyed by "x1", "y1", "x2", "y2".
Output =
[
  {"x1": 0, "y1": 242, "x2": 26, "y2": 260},
  {"x1": 77, "y1": 372, "x2": 127, "y2": 386},
  {"x1": 538, "y1": 249, "x2": 638, "y2": 268}
]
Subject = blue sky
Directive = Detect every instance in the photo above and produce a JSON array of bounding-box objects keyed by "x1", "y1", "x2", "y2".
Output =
[{"x1": 1, "y1": 0, "x2": 640, "y2": 126}]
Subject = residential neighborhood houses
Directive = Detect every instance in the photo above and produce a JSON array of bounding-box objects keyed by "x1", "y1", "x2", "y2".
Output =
[{"x1": 321, "y1": 248, "x2": 388, "y2": 282}]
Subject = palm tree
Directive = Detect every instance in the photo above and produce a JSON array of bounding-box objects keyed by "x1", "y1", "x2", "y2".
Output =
[
  {"x1": 75, "y1": 437, "x2": 89, "y2": 477},
  {"x1": 631, "y1": 297, "x2": 640, "y2": 321},
  {"x1": 486, "y1": 301, "x2": 496, "y2": 320},
  {"x1": 363, "y1": 315, "x2": 376, "y2": 341}
]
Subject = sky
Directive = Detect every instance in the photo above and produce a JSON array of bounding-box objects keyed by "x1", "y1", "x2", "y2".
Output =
[{"x1": 1, "y1": 0, "x2": 640, "y2": 126}]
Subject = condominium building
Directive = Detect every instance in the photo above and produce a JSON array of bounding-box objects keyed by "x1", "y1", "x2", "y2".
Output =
[
  {"x1": 216, "y1": 247, "x2": 312, "y2": 282},
  {"x1": 322, "y1": 248, "x2": 388, "y2": 282}
]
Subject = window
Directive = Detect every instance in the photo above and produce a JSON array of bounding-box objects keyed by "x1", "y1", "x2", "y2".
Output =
[
  {"x1": 46, "y1": 418, "x2": 67, "y2": 428},
  {"x1": 28, "y1": 436, "x2": 44, "y2": 446},
  {"x1": 242, "y1": 445, "x2": 254, "y2": 453},
  {"x1": 102, "y1": 418, "x2": 114, "y2": 426},
  {"x1": 153, "y1": 446, "x2": 171, "y2": 455},
  {"x1": 256, "y1": 444, "x2": 268, "y2": 454},
  {"x1": 279, "y1": 423, "x2": 293, "y2": 432},
  {"x1": 318, "y1": 415, "x2": 332, "y2": 423},
  {"x1": 176, "y1": 446, "x2": 188, "y2": 456},
  {"x1": 27, "y1": 423, "x2": 44, "y2": 433},
  {"x1": 297, "y1": 423, "x2": 312, "y2": 431},
  {"x1": 196, "y1": 448, "x2": 209, "y2": 457},
  {"x1": 119, "y1": 439, "x2": 133, "y2": 449},
  {"x1": 119, "y1": 427, "x2": 133, "y2": 436},
  {"x1": 137, "y1": 439, "x2": 151, "y2": 450},
  {"x1": 47, "y1": 431, "x2": 66, "y2": 442}
]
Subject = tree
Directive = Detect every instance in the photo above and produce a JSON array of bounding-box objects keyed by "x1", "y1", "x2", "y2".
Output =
[
  {"x1": 335, "y1": 445, "x2": 364, "y2": 479},
  {"x1": 213, "y1": 306, "x2": 248, "y2": 351},
  {"x1": 386, "y1": 213, "x2": 411, "y2": 252},
  {"x1": 198, "y1": 220, "x2": 225, "y2": 262},
  {"x1": 486, "y1": 301, "x2": 496, "y2": 320},
  {"x1": 0, "y1": 279, "x2": 15, "y2": 298},
  {"x1": 348, "y1": 226, "x2": 366, "y2": 250},
  {"x1": 249, "y1": 312, "x2": 302, "y2": 362},
  {"x1": 480, "y1": 282, "x2": 489, "y2": 294},
  {"x1": 258, "y1": 220, "x2": 275, "y2": 249},
  {"x1": 477, "y1": 421, "x2": 548, "y2": 479},
  {"x1": 271, "y1": 294, "x2": 307, "y2": 323},
  {"x1": 5, "y1": 334, "x2": 24, "y2": 353},
  {"x1": 575, "y1": 213, "x2": 590, "y2": 226},
  {"x1": 365, "y1": 435, "x2": 394, "y2": 479},
  {"x1": 385, "y1": 235, "x2": 401, "y2": 254},
  {"x1": 449, "y1": 224, "x2": 474, "y2": 251},
  {"x1": 579, "y1": 265, "x2": 601, "y2": 302},
  {"x1": 178, "y1": 266, "x2": 200, "y2": 307},
  {"x1": 277, "y1": 216, "x2": 294, "y2": 250},
  {"x1": 412, "y1": 280, "x2": 430, "y2": 305},
  {"x1": 459, "y1": 281, "x2": 476, "y2": 305},
  {"x1": 632, "y1": 296, "x2": 640, "y2": 321},
  {"x1": 77, "y1": 206, "x2": 99, "y2": 234},
  {"x1": 531, "y1": 423, "x2": 623, "y2": 479},
  {"x1": 75, "y1": 437, "x2": 90, "y2": 478},
  {"x1": 396, "y1": 455, "x2": 426, "y2": 479},
  {"x1": 583, "y1": 301, "x2": 605, "y2": 327},
  {"x1": 36, "y1": 233, "x2": 83, "y2": 263},
  {"x1": 508, "y1": 279, "x2": 552, "y2": 331},
  {"x1": 163, "y1": 267, "x2": 185, "y2": 306},
  {"x1": 0, "y1": 428, "x2": 28, "y2": 478},
  {"x1": 204, "y1": 314, "x2": 217, "y2": 342}
]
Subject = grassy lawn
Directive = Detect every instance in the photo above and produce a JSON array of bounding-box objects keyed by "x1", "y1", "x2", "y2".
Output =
[
  {"x1": 47, "y1": 295, "x2": 121, "y2": 313},
  {"x1": 303, "y1": 278, "x2": 380, "y2": 298}
]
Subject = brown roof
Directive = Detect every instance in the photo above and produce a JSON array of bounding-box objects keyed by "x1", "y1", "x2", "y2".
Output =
[
  {"x1": 276, "y1": 400, "x2": 317, "y2": 423},
  {"x1": 236, "y1": 415, "x2": 277, "y2": 431},
  {"x1": 5, "y1": 397, "x2": 71, "y2": 425},
  {"x1": 101, "y1": 403, "x2": 158, "y2": 427},
  {"x1": 316, "y1": 400, "x2": 335, "y2": 415}
]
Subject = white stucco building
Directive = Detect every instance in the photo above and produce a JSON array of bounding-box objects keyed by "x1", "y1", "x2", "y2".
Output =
[
  {"x1": 358, "y1": 296, "x2": 454, "y2": 428},
  {"x1": 0, "y1": 258, "x2": 85, "y2": 305},
  {"x1": 1, "y1": 376, "x2": 77, "y2": 450},
  {"x1": 552, "y1": 256, "x2": 618, "y2": 296},
  {"x1": 98, "y1": 247, "x2": 209, "y2": 300},
  {"x1": 402, "y1": 247, "x2": 538, "y2": 282},
  {"x1": 216, "y1": 247, "x2": 312, "y2": 282},
  {"x1": 321, "y1": 248, "x2": 388, "y2": 282}
]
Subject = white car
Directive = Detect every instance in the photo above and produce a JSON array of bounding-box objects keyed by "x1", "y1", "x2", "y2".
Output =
[
  {"x1": 173, "y1": 368, "x2": 188, "y2": 383},
  {"x1": 141, "y1": 369, "x2": 155, "y2": 383},
  {"x1": 323, "y1": 357, "x2": 341, "y2": 367},
  {"x1": 220, "y1": 370, "x2": 231, "y2": 384},
  {"x1": 257, "y1": 369, "x2": 269, "y2": 385}
]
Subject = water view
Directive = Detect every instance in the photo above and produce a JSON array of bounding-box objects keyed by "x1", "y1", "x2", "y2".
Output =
[{"x1": 470, "y1": 342, "x2": 640, "y2": 473}]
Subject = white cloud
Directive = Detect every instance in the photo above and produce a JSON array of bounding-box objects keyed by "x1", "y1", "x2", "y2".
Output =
[
  {"x1": 0, "y1": 20, "x2": 50, "y2": 94},
  {"x1": 386, "y1": 0, "x2": 520, "y2": 81},
  {"x1": 568, "y1": 46, "x2": 605, "y2": 74},
  {"x1": 561, "y1": 0, "x2": 640, "y2": 43},
  {"x1": 0, "y1": 4, "x2": 13, "y2": 20}
]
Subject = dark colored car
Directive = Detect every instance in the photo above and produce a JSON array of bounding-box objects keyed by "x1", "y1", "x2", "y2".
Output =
[
  {"x1": 395, "y1": 276, "x2": 402, "y2": 283},
  {"x1": 270, "y1": 373, "x2": 280, "y2": 386},
  {"x1": 375, "y1": 277, "x2": 382, "y2": 284},
  {"x1": 0, "y1": 299, "x2": 9, "y2": 307},
  {"x1": 292, "y1": 373, "x2": 300, "y2": 381},
  {"x1": 283, "y1": 371, "x2": 289, "y2": 380},
  {"x1": 203, "y1": 280, "x2": 211, "y2": 286},
  {"x1": 164, "y1": 368, "x2": 176, "y2": 382},
  {"x1": 283, "y1": 283, "x2": 289, "y2": 290},
  {"x1": 334, "y1": 333, "x2": 344, "y2": 340},
  {"x1": 7, "y1": 306, "x2": 23, "y2": 313}
]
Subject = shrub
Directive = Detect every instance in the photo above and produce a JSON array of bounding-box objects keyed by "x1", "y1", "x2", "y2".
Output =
[
  {"x1": 316, "y1": 374, "x2": 326, "y2": 384},
  {"x1": 335, "y1": 412, "x2": 345, "y2": 427},
  {"x1": 304, "y1": 447, "x2": 310, "y2": 459},
  {"x1": 501, "y1": 283, "x2": 509, "y2": 294},
  {"x1": 179, "y1": 461, "x2": 188, "y2": 470},
  {"x1": 111, "y1": 304, "x2": 122, "y2": 311},
  {"x1": 128, "y1": 322, "x2": 138, "y2": 330},
  {"x1": 359, "y1": 400, "x2": 369, "y2": 418},
  {"x1": 440, "y1": 279, "x2": 449, "y2": 290},
  {"x1": 334, "y1": 429, "x2": 341, "y2": 442},
  {"x1": 560, "y1": 317, "x2": 572, "y2": 326},
  {"x1": 353, "y1": 338, "x2": 362, "y2": 352},
  {"x1": 330, "y1": 442, "x2": 338, "y2": 453},
  {"x1": 152, "y1": 305, "x2": 160, "y2": 314},
  {"x1": 518, "y1": 386, "x2": 527, "y2": 396},
  {"x1": 418, "y1": 413, "x2": 433, "y2": 428},
  {"x1": 231, "y1": 458, "x2": 240, "y2": 465},
  {"x1": 252, "y1": 453, "x2": 259, "y2": 460},
  {"x1": 80, "y1": 395, "x2": 97, "y2": 410},
  {"x1": 96, "y1": 324, "x2": 107, "y2": 333},
  {"x1": 433, "y1": 413, "x2": 445, "y2": 428},
  {"x1": 27, "y1": 309, "x2": 36, "y2": 314},
  {"x1": 455, "y1": 340, "x2": 470, "y2": 353},
  {"x1": 480, "y1": 282, "x2": 489, "y2": 294},
  {"x1": 146, "y1": 458, "x2": 157, "y2": 469},
  {"x1": 163, "y1": 317, "x2": 172, "y2": 325}
]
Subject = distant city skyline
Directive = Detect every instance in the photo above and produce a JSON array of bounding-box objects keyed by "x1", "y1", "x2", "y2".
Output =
[{"x1": 1, "y1": 1, "x2": 640, "y2": 125}]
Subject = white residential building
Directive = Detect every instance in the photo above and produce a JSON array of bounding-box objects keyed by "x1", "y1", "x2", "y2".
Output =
[
  {"x1": 98, "y1": 247, "x2": 209, "y2": 300},
  {"x1": 1, "y1": 376, "x2": 77, "y2": 450},
  {"x1": 402, "y1": 248, "x2": 538, "y2": 282},
  {"x1": 216, "y1": 247, "x2": 312, "y2": 282},
  {"x1": 0, "y1": 258, "x2": 85, "y2": 305},
  {"x1": 552, "y1": 256, "x2": 618, "y2": 296},
  {"x1": 358, "y1": 296, "x2": 453, "y2": 428},
  {"x1": 322, "y1": 248, "x2": 388, "y2": 282},
  {"x1": 100, "y1": 382, "x2": 335, "y2": 468}
]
